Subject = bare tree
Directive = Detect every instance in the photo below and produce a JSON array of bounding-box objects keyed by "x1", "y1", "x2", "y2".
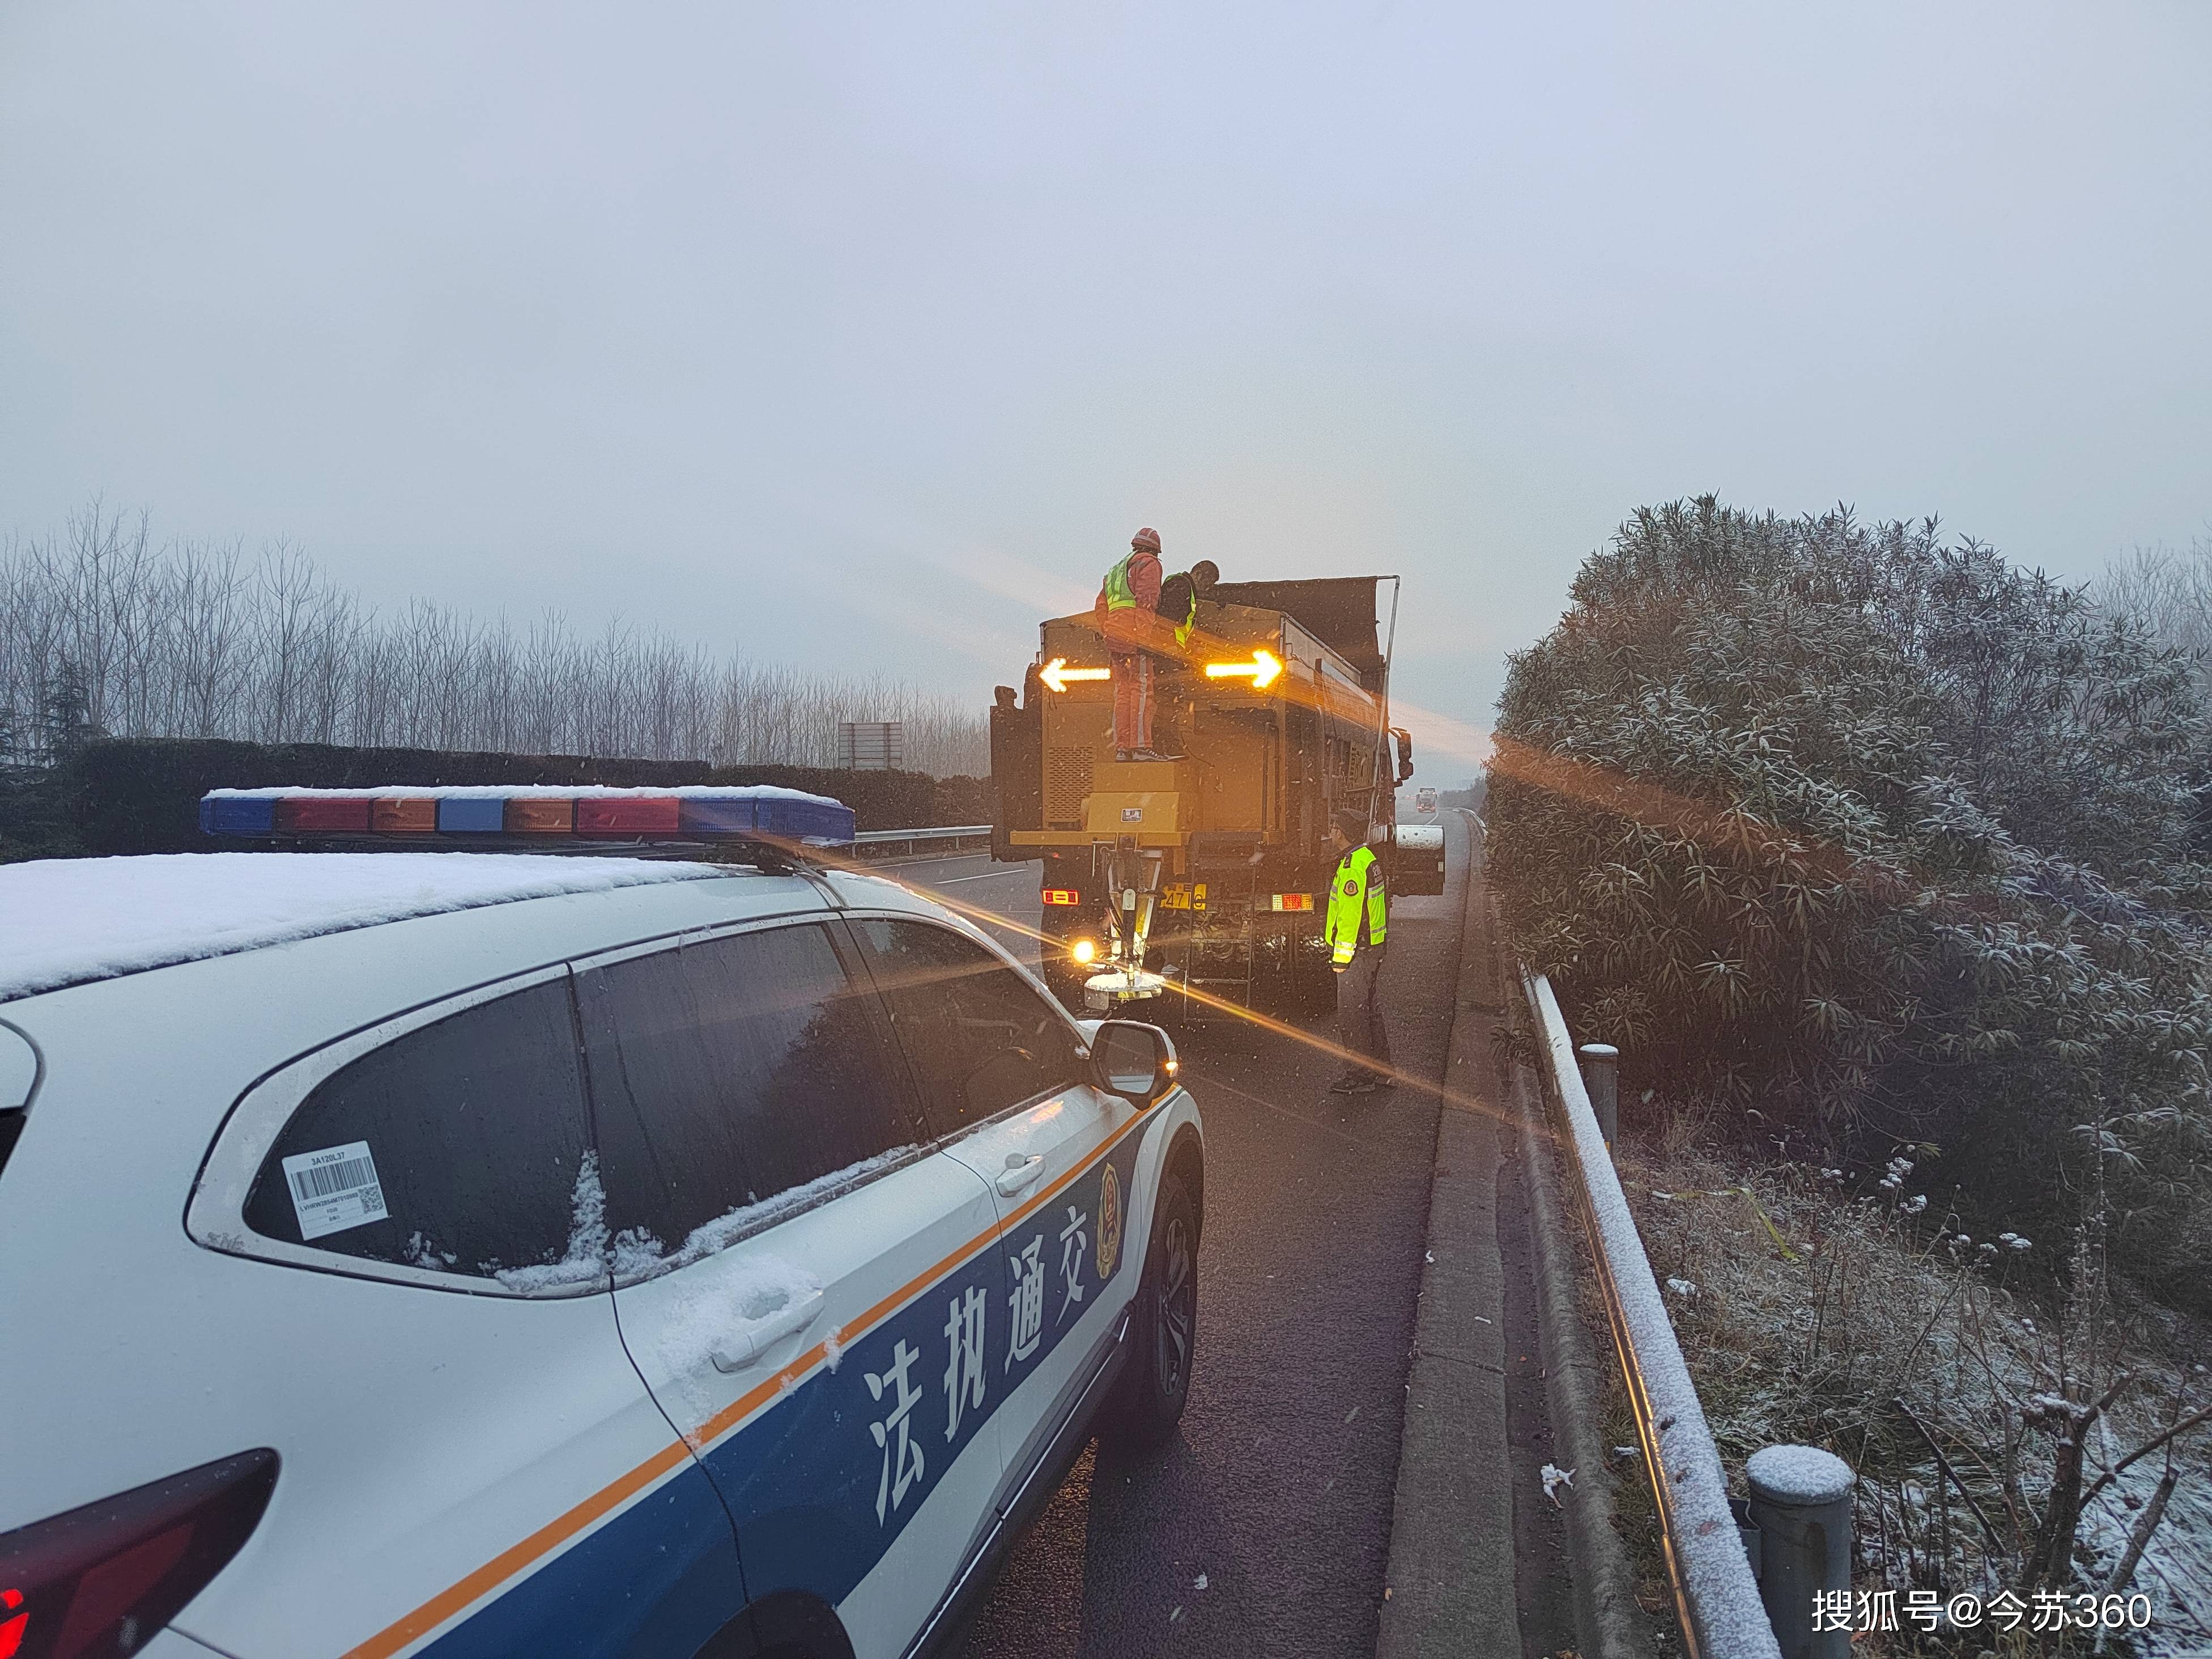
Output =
[
  {"x1": 0, "y1": 505, "x2": 988, "y2": 773},
  {"x1": 2098, "y1": 532, "x2": 2212, "y2": 700}
]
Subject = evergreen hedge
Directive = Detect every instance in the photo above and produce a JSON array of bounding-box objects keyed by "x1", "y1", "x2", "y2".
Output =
[
  {"x1": 49, "y1": 737, "x2": 986, "y2": 855},
  {"x1": 1488, "y1": 499, "x2": 2212, "y2": 1309}
]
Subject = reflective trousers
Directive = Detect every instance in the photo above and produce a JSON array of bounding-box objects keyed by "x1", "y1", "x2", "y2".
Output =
[
  {"x1": 1111, "y1": 650, "x2": 1153, "y2": 751},
  {"x1": 1334, "y1": 943, "x2": 1392, "y2": 1078}
]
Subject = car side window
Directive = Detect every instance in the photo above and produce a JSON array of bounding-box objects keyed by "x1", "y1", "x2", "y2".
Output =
[
  {"x1": 849, "y1": 916, "x2": 1088, "y2": 1138},
  {"x1": 577, "y1": 922, "x2": 924, "y2": 1262},
  {"x1": 242, "y1": 978, "x2": 595, "y2": 1283}
]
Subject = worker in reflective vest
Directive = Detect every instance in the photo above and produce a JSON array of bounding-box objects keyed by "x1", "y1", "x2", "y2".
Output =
[
  {"x1": 1324, "y1": 808, "x2": 1393, "y2": 1094},
  {"x1": 1094, "y1": 527, "x2": 1176, "y2": 762},
  {"x1": 1156, "y1": 558, "x2": 1219, "y2": 650}
]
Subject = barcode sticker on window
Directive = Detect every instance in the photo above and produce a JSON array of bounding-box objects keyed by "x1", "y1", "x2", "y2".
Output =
[{"x1": 280, "y1": 1141, "x2": 389, "y2": 1240}]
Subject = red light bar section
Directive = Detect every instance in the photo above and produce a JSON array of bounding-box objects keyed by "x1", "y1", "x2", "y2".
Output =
[
  {"x1": 504, "y1": 798, "x2": 575, "y2": 835},
  {"x1": 274, "y1": 797, "x2": 371, "y2": 833},
  {"x1": 371, "y1": 798, "x2": 439, "y2": 834},
  {"x1": 575, "y1": 797, "x2": 682, "y2": 837},
  {"x1": 1042, "y1": 888, "x2": 1081, "y2": 905}
]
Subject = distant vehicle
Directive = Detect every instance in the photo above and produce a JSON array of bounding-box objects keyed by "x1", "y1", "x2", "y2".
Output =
[
  {"x1": 0, "y1": 791, "x2": 1205, "y2": 1659},
  {"x1": 990, "y1": 575, "x2": 1443, "y2": 1022},
  {"x1": 1413, "y1": 787, "x2": 1437, "y2": 815}
]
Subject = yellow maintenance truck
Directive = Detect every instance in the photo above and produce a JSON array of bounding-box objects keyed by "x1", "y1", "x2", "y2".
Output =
[{"x1": 989, "y1": 576, "x2": 1439, "y2": 1019}]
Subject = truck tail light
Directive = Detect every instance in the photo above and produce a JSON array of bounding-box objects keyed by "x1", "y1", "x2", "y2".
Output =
[
  {"x1": 1043, "y1": 888, "x2": 1081, "y2": 905},
  {"x1": 0, "y1": 1449, "x2": 277, "y2": 1659},
  {"x1": 1270, "y1": 894, "x2": 1313, "y2": 912}
]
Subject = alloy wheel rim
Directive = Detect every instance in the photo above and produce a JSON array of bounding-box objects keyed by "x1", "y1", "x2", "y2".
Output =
[{"x1": 1158, "y1": 1216, "x2": 1193, "y2": 1394}]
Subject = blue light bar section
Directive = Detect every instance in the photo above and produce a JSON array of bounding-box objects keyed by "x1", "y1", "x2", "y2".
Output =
[
  {"x1": 200, "y1": 796, "x2": 275, "y2": 835},
  {"x1": 435, "y1": 798, "x2": 507, "y2": 834},
  {"x1": 754, "y1": 796, "x2": 856, "y2": 844},
  {"x1": 678, "y1": 796, "x2": 756, "y2": 836}
]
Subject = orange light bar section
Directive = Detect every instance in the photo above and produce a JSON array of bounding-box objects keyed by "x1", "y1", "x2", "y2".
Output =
[
  {"x1": 371, "y1": 798, "x2": 439, "y2": 834},
  {"x1": 504, "y1": 798, "x2": 576, "y2": 835},
  {"x1": 275, "y1": 797, "x2": 371, "y2": 832}
]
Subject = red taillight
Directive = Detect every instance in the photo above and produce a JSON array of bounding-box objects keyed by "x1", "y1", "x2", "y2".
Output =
[
  {"x1": 1043, "y1": 888, "x2": 1081, "y2": 905},
  {"x1": 0, "y1": 1449, "x2": 276, "y2": 1659}
]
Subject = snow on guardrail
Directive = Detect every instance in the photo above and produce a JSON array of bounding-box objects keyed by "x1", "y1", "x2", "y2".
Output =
[{"x1": 1524, "y1": 969, "x2": 1780, "y2": 1659}]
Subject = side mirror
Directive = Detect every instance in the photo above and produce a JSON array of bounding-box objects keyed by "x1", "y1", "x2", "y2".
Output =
[
  {"x1": 1393, "y1": 726, "x2": 1415, "y2": 785},
  {"x1": 1090, "y1": 1019, "x2": 1180, "y2": 1105}
]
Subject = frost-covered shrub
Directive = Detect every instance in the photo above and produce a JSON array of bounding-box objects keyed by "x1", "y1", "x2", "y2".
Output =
[{"x1": 1490, "y1": 498, "x2": 2212, "y2": 1307}]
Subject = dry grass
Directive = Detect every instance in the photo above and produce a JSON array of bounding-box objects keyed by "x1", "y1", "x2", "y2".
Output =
[{"x1": 1602, "y1": 1113, "x2": 2212, "y2": 1658}]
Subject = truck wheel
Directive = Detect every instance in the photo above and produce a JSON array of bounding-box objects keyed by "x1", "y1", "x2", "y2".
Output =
[{"x1": 1100, "y1": 1169, "x2": 1198, "y2": 1447}]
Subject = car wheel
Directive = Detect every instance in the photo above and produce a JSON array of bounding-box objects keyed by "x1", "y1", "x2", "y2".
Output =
[{"x1": 1101, "y1": 1169, "x2": 1197, "y2": 1445}]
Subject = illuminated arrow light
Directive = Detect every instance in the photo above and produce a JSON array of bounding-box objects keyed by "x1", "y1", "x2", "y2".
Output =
[
  {"x1": 1040, "y1": 657, "x2": 1112, "y2": 693},
  {"x1": 1205, "y1": 648, "x2": 1283, "y2": 691}
]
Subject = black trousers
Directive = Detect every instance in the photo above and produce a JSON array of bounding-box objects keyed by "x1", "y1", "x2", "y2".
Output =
[{"x1": 1334, "y1": 942, "x2": 1392, "y2": 1078}]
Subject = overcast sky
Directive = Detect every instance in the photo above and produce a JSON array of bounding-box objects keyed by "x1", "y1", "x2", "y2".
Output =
[{"x1": 4, "y1": 3, "x2": 2207, "y2": 776}]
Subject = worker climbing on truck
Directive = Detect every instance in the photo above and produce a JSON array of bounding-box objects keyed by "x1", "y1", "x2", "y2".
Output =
[
  {"x1": 1148, "y1": 556, "x2": 1220, "y2": 757},
  {"x1": 1095, "y1": 526, "x2": 1176, "y2": 762},
  {"x1": 1156, "y1": 558, "x2": 1219, "y2": 649}
]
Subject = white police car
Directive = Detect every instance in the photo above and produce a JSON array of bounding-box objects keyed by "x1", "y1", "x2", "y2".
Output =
[{"x1": 0, "y1": 787, "x2": 1203, "y2": 1659}]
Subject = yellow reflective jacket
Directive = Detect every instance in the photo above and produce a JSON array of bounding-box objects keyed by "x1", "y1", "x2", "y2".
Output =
[
  {"x1": 1324, "y1": 844, "x2": 1387, "y2": 963},
  {"x1": 1102, "y1": 553, "x2": 1141, "y2": 610}
]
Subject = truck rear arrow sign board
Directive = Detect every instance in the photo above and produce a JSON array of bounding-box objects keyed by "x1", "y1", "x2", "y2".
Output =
[
  {"x1": 1039, "y1": 657, "x2": 1112, "y2": 693},
  {"x1": 1203, "y1": 648, "x2": 1283, "y2": 690}
]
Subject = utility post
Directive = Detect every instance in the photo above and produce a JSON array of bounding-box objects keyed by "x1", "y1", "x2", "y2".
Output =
[
  {"x1": 1577, "y1": 1042, "x2": 1619, "y2": 1151},
  {"x1": 1746, "y1": 1445, "x2": 1856, "y2": 1659}
]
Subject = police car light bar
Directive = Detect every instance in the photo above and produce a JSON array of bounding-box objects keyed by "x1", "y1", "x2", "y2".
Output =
[{"x1": 198, "y1": 785, "x2": 857, "y2": 849}]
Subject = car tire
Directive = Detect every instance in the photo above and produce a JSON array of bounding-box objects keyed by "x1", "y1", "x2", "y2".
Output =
[{"x1": 1100, "y1": 1169, "x2": 1198, "y2": 1447}]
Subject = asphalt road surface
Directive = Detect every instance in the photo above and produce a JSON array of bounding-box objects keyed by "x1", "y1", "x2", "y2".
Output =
[{"x1": 885, "y1": 820, "x2": 1475, "y2": 1659}]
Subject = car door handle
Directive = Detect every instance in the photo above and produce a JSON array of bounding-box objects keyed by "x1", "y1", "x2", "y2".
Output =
[
  {"x1": 996, "y1": 1153, "x2": 1047, "y2": 1197},
  {"x1": 711, "y1": 1287, "x2": 827, "y2": 1374}
]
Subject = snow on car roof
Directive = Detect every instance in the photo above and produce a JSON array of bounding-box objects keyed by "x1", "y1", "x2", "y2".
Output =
[{"x1": 0, "y1": 852, "x2": 732, "y2": 1002}]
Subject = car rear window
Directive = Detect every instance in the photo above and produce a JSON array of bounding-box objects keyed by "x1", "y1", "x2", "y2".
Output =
[
  {"x1": 848, "y1": 917, "x2": 1087, "y2": 1137},
  {"x1": 241, "y1": 979, "x2": 595, "y2": 1282},
  {"x1": 577, "y1": 922, "x2": 924, "y2": 1259}
]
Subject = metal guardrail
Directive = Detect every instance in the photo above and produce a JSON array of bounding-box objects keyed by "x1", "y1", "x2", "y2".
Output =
[
  {"x1": 1524, "y1": 970, "x2": 1781, "y2": 1659},
  {"x1": 850, "y1": 824, "x2": 993, "y2": 856}
]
